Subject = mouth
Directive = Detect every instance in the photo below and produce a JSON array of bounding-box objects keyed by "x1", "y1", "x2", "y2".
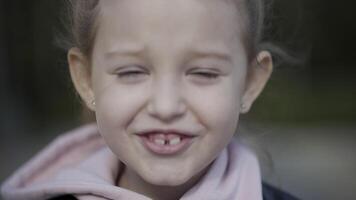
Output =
[{"x1": 136, "y1": 130, "x2": 197, "y2": 155}]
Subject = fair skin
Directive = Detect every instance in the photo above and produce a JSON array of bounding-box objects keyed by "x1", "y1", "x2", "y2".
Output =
[{"x1": 68, "y1": 0, "x2": 273, "y2": 199}]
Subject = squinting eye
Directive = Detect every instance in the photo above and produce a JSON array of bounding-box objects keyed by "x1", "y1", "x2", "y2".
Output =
[
  {"x1": 192, "y1": 72, "x2": 220, "y2": 79},
  {"x1": 117, "y1": 70, "x2": 146, "y2": 78}
]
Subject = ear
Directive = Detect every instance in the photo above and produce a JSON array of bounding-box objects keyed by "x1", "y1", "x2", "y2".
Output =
[
  {"x1": 240, "y1": 51, "x2": 273, "y2": 114},
  {"x1": 68, "y1": 48, "x2": 96, "y2": 111}
]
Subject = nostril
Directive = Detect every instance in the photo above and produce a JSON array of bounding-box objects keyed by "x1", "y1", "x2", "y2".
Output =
[
  {"x1": 147, "y1": 104, "x2": 186, "y2": 122},
  {"x1": 147, "y1": 87, "x2": 187, "y2": 118}
]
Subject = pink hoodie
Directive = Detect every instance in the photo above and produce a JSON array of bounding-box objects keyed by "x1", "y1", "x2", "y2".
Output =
[{"x1": 1, "y1": 124, "x2": 263, "y2": 200}]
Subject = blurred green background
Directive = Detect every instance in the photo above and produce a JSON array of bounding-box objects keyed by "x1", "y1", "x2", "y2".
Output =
[{"x1": 0, "y1": 1, "x2": 355, "y2": 200}]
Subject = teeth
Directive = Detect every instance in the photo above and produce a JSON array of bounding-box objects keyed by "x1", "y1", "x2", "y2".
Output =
[
  {"x1": 169, "y1": 137, "x2": 181, "y2": 145},
  {"x1": 151, "y1": 136, "x2": 182, "y2": 146},
  {"x1": 154, "y1": 139, "x2": 165, "y2": 145}
]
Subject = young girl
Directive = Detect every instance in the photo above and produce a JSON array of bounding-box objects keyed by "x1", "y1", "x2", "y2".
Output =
[{"x1": 1, "y1": 0, "x2": 299, "y2": 199}]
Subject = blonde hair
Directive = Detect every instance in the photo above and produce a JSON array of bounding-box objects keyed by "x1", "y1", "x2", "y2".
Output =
[{"x1": 61, "y1": 0, "x2": 271, "y2": 61}]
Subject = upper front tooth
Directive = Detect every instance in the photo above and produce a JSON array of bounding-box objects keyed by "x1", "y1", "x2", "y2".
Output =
[
  {"x1": 169, "y1": 137, "x2": 181, "y2": 145},
  {"x1": 154, "y1": 139, "x2": 165, "y2": 145}
]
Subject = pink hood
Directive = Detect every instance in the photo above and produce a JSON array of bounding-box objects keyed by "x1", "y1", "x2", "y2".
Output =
[{"x1": 1, "y1": 124, "x2": 262, "y2": 200}]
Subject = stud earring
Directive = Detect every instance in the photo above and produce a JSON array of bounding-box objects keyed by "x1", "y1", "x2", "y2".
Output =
[
  {"x1": 256, "y1": 57, "x2": 262, "y2": 68},
  {"x1": 91, "y1": 99, "x2": 96, "y2": 106}
]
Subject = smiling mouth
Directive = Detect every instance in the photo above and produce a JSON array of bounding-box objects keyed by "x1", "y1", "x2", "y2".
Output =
[{"x1": 137, "y1": 132, "x2": 196, "y2": 155}]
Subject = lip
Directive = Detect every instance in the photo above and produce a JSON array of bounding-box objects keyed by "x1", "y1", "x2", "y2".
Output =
[
  {"x1": 135, "y1": 129, "x2": 197, "y2": 137},
  {"x1": 135, "y1": 129, "x2": 197, "y2": 155}
]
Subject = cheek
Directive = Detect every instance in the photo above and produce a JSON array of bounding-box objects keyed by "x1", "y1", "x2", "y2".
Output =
[
  {"x1": 187, "y1": 79, "x2": 243, "y2": 134},
  {"x1": 182, "y1": 80, "x2": 242, "y2": 171},
  {"x1": 93, "y1": 78, "x2": 149, "y2": 139}
]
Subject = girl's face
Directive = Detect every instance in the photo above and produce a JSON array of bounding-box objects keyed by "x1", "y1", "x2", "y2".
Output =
[{"x1": 69, "y1": 0, "x2": 272, "y2": 187}]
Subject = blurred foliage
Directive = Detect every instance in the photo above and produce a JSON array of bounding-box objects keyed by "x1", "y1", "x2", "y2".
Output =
[{"x1": 0, "y1": 0, "x2": 355, "y2": 135}]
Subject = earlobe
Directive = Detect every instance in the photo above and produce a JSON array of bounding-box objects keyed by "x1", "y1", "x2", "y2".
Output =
[
  {"x1": 240, "y1": 51, "x2": 273, "y2": 114},
  {"x1": 67, "y1": 48, "x2": 96, "y2": 111}
]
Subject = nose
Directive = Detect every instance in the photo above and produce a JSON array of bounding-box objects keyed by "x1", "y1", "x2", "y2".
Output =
[{"x1": 147, "y1": 78, "x2": 187, "y2": 122}]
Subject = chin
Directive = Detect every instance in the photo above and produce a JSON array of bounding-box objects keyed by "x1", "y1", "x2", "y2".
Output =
[{"x1": 142, "y1": 170, "x2": 192, "y2": 187}]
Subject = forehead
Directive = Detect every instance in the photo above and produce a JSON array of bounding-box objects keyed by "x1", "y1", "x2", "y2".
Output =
[{"x1": 96, "y1": 0, "x2": 246, "y2": 60}]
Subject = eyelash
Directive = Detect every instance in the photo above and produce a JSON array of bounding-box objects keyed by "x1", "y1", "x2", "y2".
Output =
[
  {"x1": 116, "y1": 70, "x2": 220, "y2": 79},
  {"x1": 118, "y1": 71, "x2": 219, "y2": 79},
  {"x1": 117, "y1": 71, "x2": 146, "y2": 78},
  {"x1": 192, "y1": 72, "x2": 219, "y2": 79}
]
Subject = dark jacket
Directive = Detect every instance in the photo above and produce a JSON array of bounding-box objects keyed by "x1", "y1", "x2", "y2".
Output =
[{"x1": 262, "y1": 183, "x2": 299, "y2": 200}]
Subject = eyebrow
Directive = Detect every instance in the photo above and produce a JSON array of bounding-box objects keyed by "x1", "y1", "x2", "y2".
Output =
[
  {"x1": 104, "y1": 44, "x2": 145, "y2": 58},
  {"x1": 104, "y1": 45, "x2": 233, "y2": 64},
  {"x1": 187, "y1": 48, "x2": 233, "y2": 63}
]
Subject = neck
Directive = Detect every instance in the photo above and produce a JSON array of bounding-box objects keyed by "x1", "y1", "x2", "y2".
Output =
[{"x1": 117, "y1": 164, "x2": 209, "y2": 200}]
